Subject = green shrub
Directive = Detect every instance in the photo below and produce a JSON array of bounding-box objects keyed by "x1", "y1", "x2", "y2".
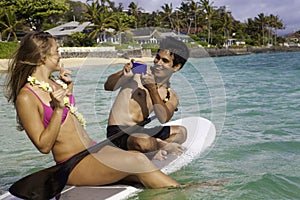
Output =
[
  {"x1": 198, "y1": 41, "x2": 209, "y2": 47},
  {"x1": 141, "y1": 43, "x2": 159, "y2": 53},
  {"x1": 64, "y1": 32, "x2": 96, "y2": 47},
  {"x1": 0, "y1": 42, "x2": 19, "y2": 59}
]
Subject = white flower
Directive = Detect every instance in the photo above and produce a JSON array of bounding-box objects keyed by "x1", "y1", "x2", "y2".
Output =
[
  {"x1": 27, "y1": 76, "x2": 86, "y2": 128},
  {"x1": 63, "y1": 97, "x2": 70, "y2": 105},
  {"x1": 39, "y1": 81, "x2": 52, "y2": 92},
  {"x1": 27, "y1": 76, "x2": 35, "y2": 83}
]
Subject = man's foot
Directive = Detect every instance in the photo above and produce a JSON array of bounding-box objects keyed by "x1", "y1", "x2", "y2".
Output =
[
  {"x1": 168, "y1": 178, "x2": 229, "y2": 189},
  {"x1": 152, "y1": 149, "x2": 168, "y2": 161},
  {"x1": 161, "y1": 142, "x2": 185, "y2": 155}
]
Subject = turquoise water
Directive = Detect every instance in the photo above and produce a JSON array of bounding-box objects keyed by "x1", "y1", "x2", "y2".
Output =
[{"x1": 1, "y1": 52, "x2": 300, "y2": 199}]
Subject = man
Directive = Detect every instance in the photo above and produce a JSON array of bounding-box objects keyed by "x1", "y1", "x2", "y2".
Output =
[{"x1": 104, "y1": 37, "x2": 189, "y2": 160}]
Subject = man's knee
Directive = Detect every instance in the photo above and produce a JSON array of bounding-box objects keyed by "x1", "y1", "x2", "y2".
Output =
[
  {"x1": 179, "y1": 126, "x2": 187, "y2": 142},
  {"x1": 170, "y1": 125, "x2": 187, "y2": 143},
  {"x1": 127, "y1": 133, "x2": 158, "y2": 153}
]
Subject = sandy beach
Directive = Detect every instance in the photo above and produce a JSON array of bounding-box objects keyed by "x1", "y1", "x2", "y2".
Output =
[{"x1": 0, "y1": 57, "x2": 154, "y2": 72}]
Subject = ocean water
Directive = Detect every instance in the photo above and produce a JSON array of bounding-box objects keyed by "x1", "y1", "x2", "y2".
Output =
[{"x1": 0, "y1": 51, "x2": 300, "y2": 199}]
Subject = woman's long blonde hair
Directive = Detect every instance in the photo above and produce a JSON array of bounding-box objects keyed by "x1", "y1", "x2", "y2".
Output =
[{"x1": 4, "y1": 31, "x2": 54, "y2": 130}]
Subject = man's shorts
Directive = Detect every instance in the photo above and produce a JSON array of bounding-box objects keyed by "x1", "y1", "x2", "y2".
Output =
[{"x1": 106, "y1": 125, "x2": 170, "y2": 150}]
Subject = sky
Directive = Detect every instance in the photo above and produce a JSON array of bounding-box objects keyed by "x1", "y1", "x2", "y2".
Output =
[{"x1": 98, "y1": 0, "x2": 300, "y2": 35}]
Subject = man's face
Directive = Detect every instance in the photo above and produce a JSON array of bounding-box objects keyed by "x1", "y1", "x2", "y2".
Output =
[{"x1": 152, "y1": 50, "x2": 175, "y2": 79}]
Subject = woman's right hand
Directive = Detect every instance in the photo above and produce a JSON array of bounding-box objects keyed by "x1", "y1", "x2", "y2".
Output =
[{"x1": 58, "y1": 64, "x2": 72, "y2": 84}]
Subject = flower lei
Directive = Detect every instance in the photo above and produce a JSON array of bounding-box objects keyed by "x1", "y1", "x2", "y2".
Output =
[{"x1": 27, "y1": 76, "x2": 86, "y2": 128}]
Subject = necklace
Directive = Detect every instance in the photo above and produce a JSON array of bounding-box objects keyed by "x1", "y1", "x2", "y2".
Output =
[
  {"x1": 155, "y1": 82, "x2": 171, "y2": 103},
  {"x1": 27, "y1": 76, "x2": 86, "y2": 128},
  {"x1": 163, "y1": 87, "x2": 171, "y2": 103},
  {"x1": 162, "y1": 86, "x2": 178, "y2": 111}
]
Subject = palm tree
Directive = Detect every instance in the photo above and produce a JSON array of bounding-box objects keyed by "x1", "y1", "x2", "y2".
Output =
[
  {"x1": 161, "y1": 3, "x2": 174, "y2": 30},
  {"x1": 179, "y1": 1, "x2": 193, "y2": 34},
  {"x1": 177, "y1": 0, "x2": 202, "y2": 35},
  {"x1": 85, "y1": 0, "x2": 114, "y2": 43},
  {"x1": 107, "y1": 0, "x2": 123, "y2": 12},
  {"x1": 199, "y1": 0, "x2": 214, "y2": 44},
  {"x1": 146, "y1": 11, "x2": 162, "y2": 28},
  {"x1": 255, "y1": 13, "x2": 267, "y2": 46},
  {"x1": 0, "y1": 7, "x2": 4, "y2": 41},
  {"x1": 246, "y1": 18, "x2": 260, "y2": 45},
  {"x1": 112, "y1": 12, "x2": 134, "y2": 44},
  {"x1": 84, "y1": 0, "x2": 99, "y2": 22},
  {"x1": 190, "y1": 0, "x2": 202, "y2": 35},
  {"x1": 128, "y1": 2, "x2": 144, "y2": 29},
  {"x1": 267, "y1": 14, "x2": 284, "y2": 45},
  {"x1": 0, "y1": 9, "x2": 22, "y2": 41},
  {"x1": 218, "y1": 8, "x2": 234, "y2": 46},
  {"x1": 232, "y1": 20, "x2": 249, "y2": 43}
]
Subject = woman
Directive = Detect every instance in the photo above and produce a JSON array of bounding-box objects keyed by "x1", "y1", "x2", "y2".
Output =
[{"x1": 4, "y1": 31, "x2": 179, "y2": 188}]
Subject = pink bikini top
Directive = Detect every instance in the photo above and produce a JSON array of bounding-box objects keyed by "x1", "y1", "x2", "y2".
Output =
[{"x1": 24, "y1": 85, "x2": 75, "y2": 128}]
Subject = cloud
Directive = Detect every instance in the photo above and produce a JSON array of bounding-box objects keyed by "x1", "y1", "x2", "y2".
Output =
[
  {"x1": 115, "y1": 0, "x2": 181, "y2": 12},
  {"x1": 213, "y1": 0, "x2": 300, "y2": 33}
]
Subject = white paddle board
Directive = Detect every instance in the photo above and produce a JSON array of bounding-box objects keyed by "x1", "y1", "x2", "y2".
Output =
[{"x1": 0, "y1": 117, "x2": 216, "y2": 200}]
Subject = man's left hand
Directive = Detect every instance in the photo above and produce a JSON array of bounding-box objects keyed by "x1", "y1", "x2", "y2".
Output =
[{"x1": 141, "y1": 70, "x2": 156, "y2": 90}]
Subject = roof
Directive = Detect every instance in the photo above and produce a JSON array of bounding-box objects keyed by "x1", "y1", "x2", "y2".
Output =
[
  {"x1": 129, "y1": 28, "x2": 192, "y2": 42},
  {"x1": 287, "y1": 32, "x2": 300, "y2": 39},
  {"x1": 46, "y1": 21, "x2": 91, "y2": 37},
  {"x1": 130, "y1": 27, "x2": 156, "y2": 37}
]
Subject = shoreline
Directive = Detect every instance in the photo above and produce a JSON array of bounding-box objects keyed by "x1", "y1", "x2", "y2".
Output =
[
  {"x1": 0, "y1": 57, "x2": 154, "y2": 72},
  {"x1": 2, "y1": 46, "x2": 300, "y2": 72}
]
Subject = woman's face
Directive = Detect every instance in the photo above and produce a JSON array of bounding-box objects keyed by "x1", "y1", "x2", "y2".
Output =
[{"x1": 44, "y1": 39, "x2": 61, "y2": 71}]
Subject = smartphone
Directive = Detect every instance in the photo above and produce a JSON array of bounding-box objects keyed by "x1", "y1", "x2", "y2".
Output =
[{"x1": 132, "y1": 62, "x2": 147, "y2": 74}]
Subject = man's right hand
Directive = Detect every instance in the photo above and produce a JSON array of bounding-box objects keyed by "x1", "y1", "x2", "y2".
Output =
[{"x1": 123, "y1": 62, "x2": 134, "y2": 77}]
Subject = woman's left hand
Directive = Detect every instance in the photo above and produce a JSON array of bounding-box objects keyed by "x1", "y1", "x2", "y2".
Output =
[{"x1": 50, "y1": 88, "x2": 69, "y2": 109}]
